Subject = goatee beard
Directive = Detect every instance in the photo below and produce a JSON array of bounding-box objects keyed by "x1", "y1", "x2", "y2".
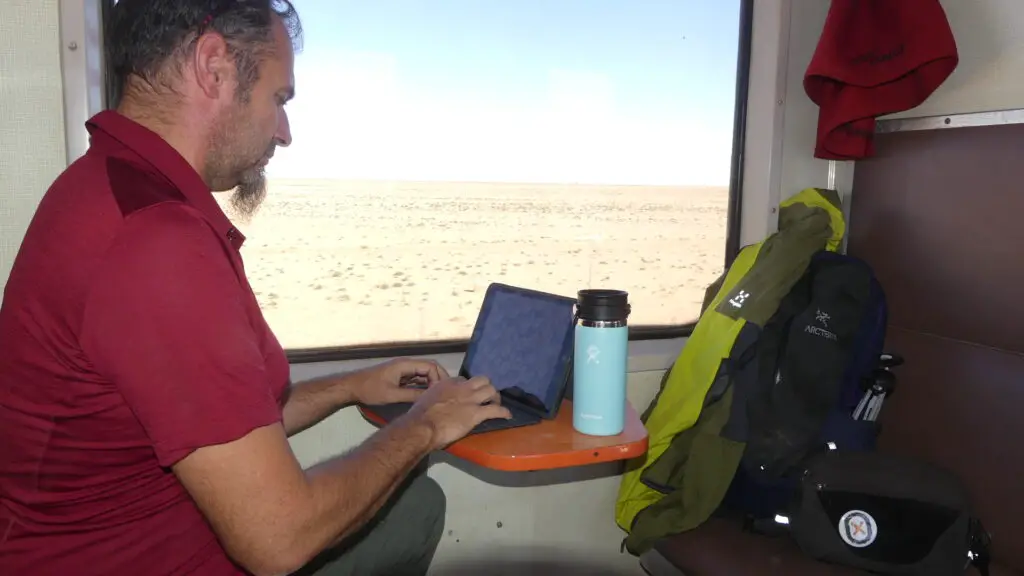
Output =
[{"x1": 229, "y1": 169, "x2": 267, "y2": 222}]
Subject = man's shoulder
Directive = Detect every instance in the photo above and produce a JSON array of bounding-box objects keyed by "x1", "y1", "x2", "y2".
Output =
[
  {"x1": 80, "y1": 200, "x2": 241, "y2": 338},
  {"x1": 94, "y1": 155, "x2": 227, "y2": 252},
  {"x1": 109, "y1": 200, "x2": 228, "y2": 267},
  {"x1": 7, "y1": 153, "x2": 213, "y2": 298},
  {"x1": 50, "y1": 149, "x2": 193, "y2": 217},
  {"x1": 92, "y1": 149, "x2": 192, "y2": 208},
  {"x1": 105, "y1": 155, "x2": 191, "y2": 218}
]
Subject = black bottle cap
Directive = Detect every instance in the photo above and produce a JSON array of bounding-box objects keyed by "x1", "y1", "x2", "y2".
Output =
[{"x1": 577, "y1": 289, "x2": 630, "y2": 322}]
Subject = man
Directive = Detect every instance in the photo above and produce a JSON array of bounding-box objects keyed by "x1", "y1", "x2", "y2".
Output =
[{"x1": 0, "y1": 1, "x2": 510, "y2": 575}]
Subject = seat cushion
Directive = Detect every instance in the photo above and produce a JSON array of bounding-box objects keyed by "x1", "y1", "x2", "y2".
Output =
[{"x1": 643, "y1": 518, "x2": 1018, "y2": 576}]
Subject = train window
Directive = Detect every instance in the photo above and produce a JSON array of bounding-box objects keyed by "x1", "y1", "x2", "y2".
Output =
[{"x1": 105, "y1": 0, "x2": 749, "y2": 354}]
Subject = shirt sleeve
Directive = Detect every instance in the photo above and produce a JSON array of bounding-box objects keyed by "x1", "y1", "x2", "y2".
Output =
[{"x1": 80, "y1": 204, "x2": 282, "y2": 468}]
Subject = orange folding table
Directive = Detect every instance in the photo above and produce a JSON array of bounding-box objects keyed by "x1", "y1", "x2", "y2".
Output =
[{"x1": 358, "y1": 400, "x2": 648, "y2": 472}]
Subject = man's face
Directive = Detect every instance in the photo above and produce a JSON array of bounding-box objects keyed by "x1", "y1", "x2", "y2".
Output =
[{"x1": 206, "y1": 17, "x2": 295, "y2": 218}]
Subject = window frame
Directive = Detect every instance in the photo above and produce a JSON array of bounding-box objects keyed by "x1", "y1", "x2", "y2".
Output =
[
  {"x1": 86, "y1": 0, "x2": 754, "y2": 363},
  {"x1": 101, "y1": 0, "x2": 117, "y2": 109},
  {"x1": 59, "y1": 0, "x2": 108, "y2": 162}
]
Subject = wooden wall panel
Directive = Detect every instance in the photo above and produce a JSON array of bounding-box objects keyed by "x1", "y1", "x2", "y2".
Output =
[{"x1": 849, "y1": 124, "x2": 1024, "y2": 570}]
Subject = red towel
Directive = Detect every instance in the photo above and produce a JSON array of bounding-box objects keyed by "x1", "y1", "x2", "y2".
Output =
[{"x1": 804, "y1": 0, "x2": 959, "y2": 160}]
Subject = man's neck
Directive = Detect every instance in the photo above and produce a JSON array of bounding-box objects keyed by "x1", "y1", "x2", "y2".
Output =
[{"x1": 117, "y1": 95, "x2": 208, "y2": 181}]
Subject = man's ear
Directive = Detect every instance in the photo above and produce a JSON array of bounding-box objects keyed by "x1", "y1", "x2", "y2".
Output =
[{"x1": 192, "y1": 32, "x2": 235, "y2": 100}]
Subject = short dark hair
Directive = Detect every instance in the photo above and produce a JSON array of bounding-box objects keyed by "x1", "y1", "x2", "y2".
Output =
[{"x1": 105, "y1": 0, "x2": 302, "y2": 107}]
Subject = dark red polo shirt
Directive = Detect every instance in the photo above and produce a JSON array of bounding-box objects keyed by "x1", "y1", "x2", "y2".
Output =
[{"x1": 0, "y1": 111, "x2": 290, "y2": 575}]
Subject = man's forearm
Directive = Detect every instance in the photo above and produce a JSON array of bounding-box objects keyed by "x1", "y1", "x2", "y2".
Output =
[
  {"x1": 291, "y1": 413, "x2": 434, "y2": 560},
  {"x1": 281, "y1": 371, "x2": 366, "y2": 435}
]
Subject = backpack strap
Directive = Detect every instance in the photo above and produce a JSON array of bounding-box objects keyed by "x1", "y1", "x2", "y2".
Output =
[{"x1": 967, "y1": 517, "x2": 992, "y2": 576}]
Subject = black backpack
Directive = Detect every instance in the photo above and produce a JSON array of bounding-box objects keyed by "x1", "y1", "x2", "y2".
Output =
[
  {"x1": 713, "y1": 251, "x2": 993, "y2": 575},
  {"x1": 720, "y1": 250, "x2": 891, "y2": 525}
]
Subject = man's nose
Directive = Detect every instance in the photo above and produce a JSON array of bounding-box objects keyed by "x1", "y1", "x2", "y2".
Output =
[{"x1": 276, "y1": 108, "x2": 292, "y2": 147}]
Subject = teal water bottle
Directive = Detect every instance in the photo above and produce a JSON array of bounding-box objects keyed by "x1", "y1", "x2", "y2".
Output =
[{"x1": 572, "y1": 289, "x2": 630, "y2": 436}]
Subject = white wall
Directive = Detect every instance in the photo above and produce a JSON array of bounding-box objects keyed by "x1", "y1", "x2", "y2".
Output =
[
  {"x1": 885, "y1": 0, "x2": 1024, "y2": 119},
  {"x1": 0, "y1": 0, "x2": 66, "y2": 291},
  {"x1": 738, "y1": 0, "x2": 855, "y2": 247},
  {"x1": 778, "y1": 1, "x2": 857, "y2": 218}
]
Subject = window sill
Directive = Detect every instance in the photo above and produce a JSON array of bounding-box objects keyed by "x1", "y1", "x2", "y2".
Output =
[
  {"x1": 287, "y1": 336, "x2": 686, "y2": 380},
  {"x1": 286, "y1": 323, "x2": 694, "y2": 365}
]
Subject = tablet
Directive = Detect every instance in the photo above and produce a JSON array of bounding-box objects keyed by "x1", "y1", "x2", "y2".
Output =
[{"x1": 459, "y1": 283, "x2": 576, "y2": 419}]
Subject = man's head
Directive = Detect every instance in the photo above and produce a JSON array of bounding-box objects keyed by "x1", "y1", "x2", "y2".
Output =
[{"x1": 106, "y1": 1, "x2": 302, "y2": 218}]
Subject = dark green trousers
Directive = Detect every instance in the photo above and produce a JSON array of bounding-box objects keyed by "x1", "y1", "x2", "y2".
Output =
[{"x1": 293, "y1": 471, "x2": 446, "y2": 576}]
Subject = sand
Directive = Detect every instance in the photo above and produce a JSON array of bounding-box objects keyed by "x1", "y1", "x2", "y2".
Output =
[{"x1": 222, "y1": 179, "x2": 729, "y2": 350}]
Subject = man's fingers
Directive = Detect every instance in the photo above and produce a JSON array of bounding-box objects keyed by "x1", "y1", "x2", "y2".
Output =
[
  {"x1": 475, "y1": 404, "x2": 513, "y2": 423},
  {"x1": 392, "y1": 387, "x2": 425, "y2": 403},
  {"x1": 403, "y1": 375, "x2": 428, "y2": 387},
  {"x1": 406, "y1": 359, "x2": 449, "y2": 383},
  {"x1": 468, "y1": 384, "x2": 501, "y2": 406},
  {"x1": 466, "y1": 376, "x2": 493, "y2": 391},
  {"x1": 431, "y1": 362, "x2": 450, "y2": 381}
]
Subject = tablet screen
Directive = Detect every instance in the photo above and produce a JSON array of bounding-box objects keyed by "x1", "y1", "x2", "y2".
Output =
[{"x1": 463, "y1": 284, "x2": 575, "y2": 414}]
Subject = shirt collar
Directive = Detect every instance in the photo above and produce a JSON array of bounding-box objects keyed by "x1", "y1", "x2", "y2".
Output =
[{"x1": 86, "y1": 110, "x2": 246, "y2": 249}]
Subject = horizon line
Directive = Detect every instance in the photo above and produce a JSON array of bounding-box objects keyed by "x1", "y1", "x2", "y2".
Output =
[{"x1": 264, "y1": 176, "x2": 730, "y2": 188}]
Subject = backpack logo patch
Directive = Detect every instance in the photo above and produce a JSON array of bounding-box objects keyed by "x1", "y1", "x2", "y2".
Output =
[
  {"x1": 838, "y1": 509, "x2": 877, "y2": 548},
  {"x1": 805, "y1": 308, "x2": 838, "y2": 341},
  {"x1": 815, "y1": 309, "x2": 830, "y2": 326},
  {"x1": 728, "y1": 290, "x2": 750, "y2": 308}
]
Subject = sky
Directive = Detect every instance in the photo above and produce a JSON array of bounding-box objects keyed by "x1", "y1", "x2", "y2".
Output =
[{"x1": 270, "y1": 0, "x2": 742, "y2": 186}]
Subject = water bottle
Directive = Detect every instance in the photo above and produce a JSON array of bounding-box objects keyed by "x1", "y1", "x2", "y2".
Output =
[{"x1": 572, "y1": 289, "x2": 630, "y2": 436}]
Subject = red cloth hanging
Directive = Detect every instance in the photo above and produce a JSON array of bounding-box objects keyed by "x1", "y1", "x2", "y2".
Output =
[{"x1": 804, "y1": 0, "x2": 959, "y2": 160}]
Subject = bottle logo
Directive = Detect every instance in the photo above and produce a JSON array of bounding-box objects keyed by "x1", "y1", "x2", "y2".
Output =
[{"x1": 586, "y1": 344, "x2": 601, "y2": 364}]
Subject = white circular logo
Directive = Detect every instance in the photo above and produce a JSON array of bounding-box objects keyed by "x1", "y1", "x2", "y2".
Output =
[{"x1": 838, "y1": 509, "x2": 877, "y2": 548}]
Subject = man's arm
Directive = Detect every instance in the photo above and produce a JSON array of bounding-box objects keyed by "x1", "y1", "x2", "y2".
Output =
[
  {"x1": 174, "y1": 415, "x2": 430, "y2": 575},
  {"x1": 280, "y1": 372, "x2": 362, "y2": 436},
  {"x1": 283, "y1": 359, "x2": 448, "y2": 435},
  {"x1": 173, "y1": 377, "x2": 509, "y2": 576}
]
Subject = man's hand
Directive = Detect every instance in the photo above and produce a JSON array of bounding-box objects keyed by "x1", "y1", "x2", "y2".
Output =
[
  {"x1": 352, "y1": 357, "x2": 450, "y2": 406},
  {"x1": 403, "y1": 376, "x2": 513, "y2": 449}
]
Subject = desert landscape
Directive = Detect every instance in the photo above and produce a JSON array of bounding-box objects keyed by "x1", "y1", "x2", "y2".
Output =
[{"x1": 224, "y1": 179, "x2": 729, "y2": 349}]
